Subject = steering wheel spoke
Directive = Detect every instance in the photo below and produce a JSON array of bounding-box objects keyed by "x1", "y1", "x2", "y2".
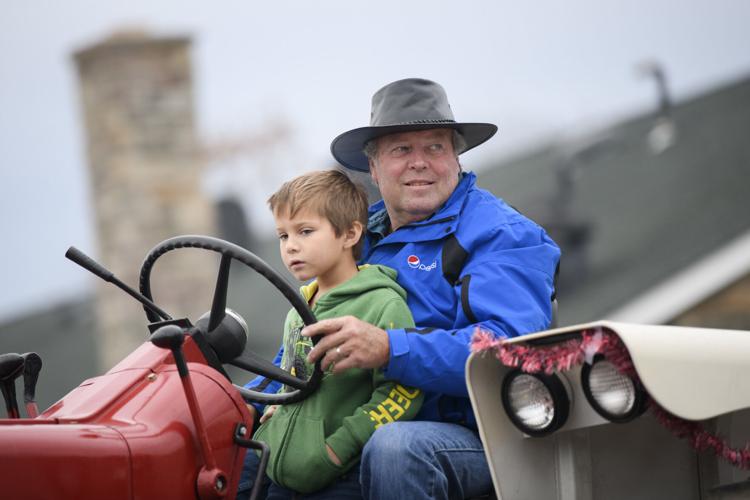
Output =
[
  {"x1": 208, "y1": 254, "x2": 232, "y2": 332},
  {"x1": 138, "y1": 235, "x2": 322, "y2": 406},
  {"x1": 229, "y1": 352, "x2": 309, "y2": 390}
]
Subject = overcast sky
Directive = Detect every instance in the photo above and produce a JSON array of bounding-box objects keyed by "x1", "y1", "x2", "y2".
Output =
[{"x1": 1, "y1": 0, "x2": 749, "y2": 322}]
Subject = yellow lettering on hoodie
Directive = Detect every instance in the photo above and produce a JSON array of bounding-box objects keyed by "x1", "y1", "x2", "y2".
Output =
[
  {"x1": 369, "y1": 405, "x2": 395, "y2": 428},
  {"x1": 368, "y1": 385, "x2": 421, "y2": 428},
  {"x1": 395, "y1": 385, "x2": 420, "y2": 399}
]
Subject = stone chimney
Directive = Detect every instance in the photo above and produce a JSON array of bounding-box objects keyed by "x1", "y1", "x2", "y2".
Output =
[{"x1": 74, "y1": 29, "x2": 216, "y2": 369}]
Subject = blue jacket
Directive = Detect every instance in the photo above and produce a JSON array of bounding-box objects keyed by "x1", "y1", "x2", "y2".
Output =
[
  {"x1": 362, "y1": 172, "x2": 560, "y2": 428},
  {"x1": 246, "y1": 172, "x2": 560, "y2": 428}
]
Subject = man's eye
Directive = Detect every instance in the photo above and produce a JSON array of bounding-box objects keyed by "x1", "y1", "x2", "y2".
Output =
[
  {"x1": 391, "y1": 146, "x2": 410, "y2": 156},
  {"x1": 428, "y1": 143, "x2": 445, "y2": 153}
]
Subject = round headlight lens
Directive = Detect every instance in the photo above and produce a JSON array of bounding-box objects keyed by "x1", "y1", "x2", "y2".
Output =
[
  {"x1": 582, "y1": 356, "x2": 648, "y2": 423},
  {"x1": 507, "y1": 374, "x2": 555, "y2": 429},
  {"x1": 588, "y1": 360, "x2": 635, "y2": 414},
  {"x1": 501, "y1": 370, "x2": 569, "y2": 437}
]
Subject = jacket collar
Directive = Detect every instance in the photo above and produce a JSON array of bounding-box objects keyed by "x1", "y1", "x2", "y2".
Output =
[{"x1": 367, "y1": 172, "x2": 475, "y2": 244}]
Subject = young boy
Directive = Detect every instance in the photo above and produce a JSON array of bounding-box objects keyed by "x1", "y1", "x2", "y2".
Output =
[{"x1": 241, "y1": 170, "x2": 422, "y2": 497}]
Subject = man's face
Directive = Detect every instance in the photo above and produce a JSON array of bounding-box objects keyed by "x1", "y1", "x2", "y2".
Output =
[{"x1": 369, "y1": 128, "x2": 460, "y2": 230}]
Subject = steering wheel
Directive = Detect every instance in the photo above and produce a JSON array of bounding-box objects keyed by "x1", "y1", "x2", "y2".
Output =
[{"x1": 138, "y1": 235, "x2": 322, "y2": 405}]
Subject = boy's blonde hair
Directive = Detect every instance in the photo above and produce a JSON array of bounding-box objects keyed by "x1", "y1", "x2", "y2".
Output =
[{"x1": 268, "y1": 170, "x2": 369, "y2": 259}]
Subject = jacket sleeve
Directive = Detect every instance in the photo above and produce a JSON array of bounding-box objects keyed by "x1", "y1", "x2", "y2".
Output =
[
  {"x1": 325, "y1": 297, "x2": 424, "y2": 467},
  {"x1": 384, "y1": 222, "x2": 560, "y2": 397}
]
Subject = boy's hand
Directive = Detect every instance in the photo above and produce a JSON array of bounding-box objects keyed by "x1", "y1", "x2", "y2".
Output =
[
  {"x1": 326, "y1": 444, "x2": 342, "y2": 466},
  {"x1": 260, "y1": 405, "x2": 278, "y2": 424},
  {"x1": 302, "y1": 316, "x2": 390, "y2": 373}
]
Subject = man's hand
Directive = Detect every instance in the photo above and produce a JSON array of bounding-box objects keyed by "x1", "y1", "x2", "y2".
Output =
[{"x1": 302, "y1": 316, "x2": 389, "y2": 374}]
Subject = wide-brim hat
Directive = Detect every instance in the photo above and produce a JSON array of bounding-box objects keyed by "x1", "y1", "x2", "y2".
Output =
[{"x1": 331, "y1": 78, "x2": 498, "y2": 172}]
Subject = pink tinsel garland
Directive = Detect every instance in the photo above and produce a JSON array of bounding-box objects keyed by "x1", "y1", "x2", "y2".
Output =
[{"x1": 471, "y1": 327, "x2": 750, "y2": 469}]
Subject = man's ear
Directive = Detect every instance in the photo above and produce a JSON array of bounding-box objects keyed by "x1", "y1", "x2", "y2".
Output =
[
  {"x1": 343, "y1": 221, "x2": 364, "y2": 250},
  {"x1": 369, "y1": 160, "x2": 378, "y2": 187}
]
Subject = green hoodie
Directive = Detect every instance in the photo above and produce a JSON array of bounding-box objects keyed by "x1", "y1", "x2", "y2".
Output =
[{"x1": 253, "y1": 265, "x2": 423, "y2": 494}]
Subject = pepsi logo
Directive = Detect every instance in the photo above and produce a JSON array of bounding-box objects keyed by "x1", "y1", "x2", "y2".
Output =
[{"x1": 407, "y1": 255, "x2": 437, "y2": 272}]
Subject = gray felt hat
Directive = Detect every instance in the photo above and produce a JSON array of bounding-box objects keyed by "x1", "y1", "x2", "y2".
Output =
[{"x1": 330, "y1": 78, "x2": 498, "y2": 172}]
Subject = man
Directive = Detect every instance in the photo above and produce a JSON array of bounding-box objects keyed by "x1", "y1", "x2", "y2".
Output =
[{"x1": 300, "y1": 78, "x2": 561, "y2": 499}]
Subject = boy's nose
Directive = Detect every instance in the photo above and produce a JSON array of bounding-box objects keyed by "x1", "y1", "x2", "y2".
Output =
[{"x1": 285, "y1": 239, "x2": 299, "y2": 253}]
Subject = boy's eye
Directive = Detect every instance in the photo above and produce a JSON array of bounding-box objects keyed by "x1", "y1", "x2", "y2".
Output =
[
  {"x1": 277, "y1": 233, "x2": 288, "y2": 241},
  {"x1": 300, "y1": 228, "x2": 314, "y2": 236}
]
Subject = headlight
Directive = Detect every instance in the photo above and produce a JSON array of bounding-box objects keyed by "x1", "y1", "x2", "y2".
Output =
[
  {"x1": 581, "y1": 356, "x2": 648, "y2": 423},
  {"x1": 501, "y1": 370, "x2": 570, "y2": 437}
]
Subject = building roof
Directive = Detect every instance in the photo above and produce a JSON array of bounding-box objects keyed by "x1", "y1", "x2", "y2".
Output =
[
  {"x1": 477, "y1": 75, "x2": 750, "y2": 326},
  {"x1": 0, "y1": 296, "x2": 98, "y2": 410}
]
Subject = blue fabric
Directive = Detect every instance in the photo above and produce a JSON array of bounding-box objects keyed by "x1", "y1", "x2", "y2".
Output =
[
  {"x1": 236, "y1": 422, "x2": 491, "y2": 500},
  {"x1": 360, "y1": 421, "x2": 492, "y2": 500},
  {"x1": 244, "y1": 347, "x2": 284, "y2": 417},
  {"x1": 239, "y1": 170, "x2": 558, "y2": 497},
  {"x1": 244, "y1": 171, "x2": 560, "y2": 425},
  {"x1": 235, "y1": 450, "x2": 269, "y2": 499},
  {"x1": 236, "y1": 449, "x2": 362, "y2": 500},
  {"x1": 362, "y1": 172, "x2": 560, "y2": 428}
]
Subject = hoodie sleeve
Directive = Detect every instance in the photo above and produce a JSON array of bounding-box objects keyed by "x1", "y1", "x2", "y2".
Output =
[{"x1": 324, "y1": 297, "x2": 424, "y2": 466}]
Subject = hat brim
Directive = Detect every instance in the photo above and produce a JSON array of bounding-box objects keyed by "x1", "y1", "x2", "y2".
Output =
[{"x1": 330, "y1": 122, "x2": 498, "y2": 172}]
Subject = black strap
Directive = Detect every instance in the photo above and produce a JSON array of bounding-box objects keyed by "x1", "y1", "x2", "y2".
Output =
[
  {"x1": 442, "y1": 234, "x2": 468, "y2": 285},
  {"x1": 254, "y1": 377, "x2": 274, "y2": 392},
  {"x1": 404, "y1": 327, "x2": 436, "y2": 334},
  {"x1": 441, "y1": 232, "x2": 558, "y2": 326},
  {"x1": 459, "y1": 275, "x2": 479, "y2": 324},
  {"x1": 552, "y1": 260, "x2": 560, "y2": 301}
]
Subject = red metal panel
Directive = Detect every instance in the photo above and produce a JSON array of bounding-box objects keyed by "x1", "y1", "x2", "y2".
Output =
[
  {"x1": 118, "y1": 364, "x2": 249, "y2": 498},
  {"x1": 41, "y1": 368, "x2": 151, "y2": 422},
  {"x1": 0, "y1": 336, "x2": 254, "y2": 499},
  {"x1": 0, "y1": 424, "x2": 131, "y2": 499}
]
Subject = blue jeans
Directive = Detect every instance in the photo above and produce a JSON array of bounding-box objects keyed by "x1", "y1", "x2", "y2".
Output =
[
  {"x1": 361, "y1": 421, "x2": 493, "y2": 500},
  {"x1": 235, "y1": 451, "x2": 362, "y2": 500},
  {"x1": 236, "y1": 421, "x2": 492, "y2": 500}
]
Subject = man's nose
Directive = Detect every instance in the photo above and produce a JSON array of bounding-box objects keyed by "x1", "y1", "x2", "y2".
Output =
[{"x1": 408, "y1": 150, "x2": 428, "y2": 169}]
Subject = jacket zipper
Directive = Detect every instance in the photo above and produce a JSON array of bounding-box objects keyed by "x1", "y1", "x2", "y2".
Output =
[{"x1": 367, "y1": 216, "x2": 458, "y2": 257}]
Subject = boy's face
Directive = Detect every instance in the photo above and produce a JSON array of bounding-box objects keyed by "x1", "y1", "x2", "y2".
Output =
[{"x1": 274, "y1": 207, "x2": 358, "y2": 285}]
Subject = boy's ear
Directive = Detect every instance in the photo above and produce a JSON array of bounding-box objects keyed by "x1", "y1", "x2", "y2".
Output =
[{"x1": 343, "y1": 221, "x2": 364, "y2": 250}]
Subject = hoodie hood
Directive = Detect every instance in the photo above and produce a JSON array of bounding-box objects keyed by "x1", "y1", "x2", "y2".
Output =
[{"x1": 300, "y1": 264, "x2": 407, "y2": 307}]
